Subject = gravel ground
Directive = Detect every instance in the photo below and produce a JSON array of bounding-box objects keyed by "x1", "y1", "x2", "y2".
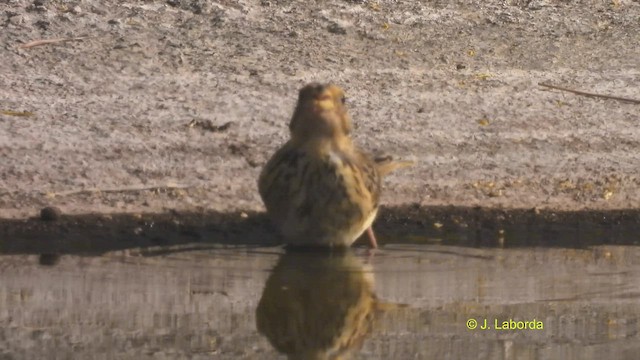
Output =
[{"x1": 1, "y1": 0, "x2": 639, "y2": 219}]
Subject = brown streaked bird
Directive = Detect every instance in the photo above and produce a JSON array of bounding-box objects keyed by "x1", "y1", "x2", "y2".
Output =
[
  {"x1": 258, "y1": 83, "x2": 412, "y2": 248},
  {"x1": 256, "y1": 250, "x2": 404, "y2": 360}
]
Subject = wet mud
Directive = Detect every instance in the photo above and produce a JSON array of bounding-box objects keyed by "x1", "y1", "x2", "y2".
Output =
[{"x1": 2, "y1": 206, "x2": 639, "y2": 257}]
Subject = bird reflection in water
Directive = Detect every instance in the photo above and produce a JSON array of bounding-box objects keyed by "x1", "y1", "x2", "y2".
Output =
[{"x1": 256, "y1": 248, "x2": 400, "y2": 360}]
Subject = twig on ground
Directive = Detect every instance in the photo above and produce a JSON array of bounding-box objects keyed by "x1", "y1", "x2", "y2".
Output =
[
  {"x1": 1, "y1": 110, "x2": 35, "y2": 117},
  {"x1": 186, "y1": 120, "x2": 234, "y2": 132},
  {"x1": 46, "y1": 184, "x2": 196, "y2": 197},
  {"x1": 19, "y1": 36, "x2": 89, "y2": 49},
  {"x1": 539, "y1": 82, "x2": 640, "y2": 104}
]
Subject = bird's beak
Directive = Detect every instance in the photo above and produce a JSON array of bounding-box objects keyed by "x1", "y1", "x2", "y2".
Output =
[{"x1": 313, "y1": 95, "x2": 335, "y2": 113}]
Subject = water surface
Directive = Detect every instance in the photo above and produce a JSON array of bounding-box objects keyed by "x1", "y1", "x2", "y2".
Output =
[
  {"x1": 1, "y1": 208, "x2": 640, "y2": 359},
  {"x1": 1, "y1": 244, "x2": 640, "y2": 359}
]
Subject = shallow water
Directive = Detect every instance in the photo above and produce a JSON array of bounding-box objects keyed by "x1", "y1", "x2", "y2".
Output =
[
  {"x1": 2, "y1": 241, "x2": 640, "y2": 360},
  {"x1": 2, "y1": 208, "x2": 640, "y2": 359}
]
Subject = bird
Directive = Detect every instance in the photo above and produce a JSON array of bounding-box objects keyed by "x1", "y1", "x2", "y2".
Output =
[
  {"x1": 258, "y1": 83, "x2": 412, "y2": 248},
  {"x1": 256, "y1": 249, "x2": 403, "y2": 359}
]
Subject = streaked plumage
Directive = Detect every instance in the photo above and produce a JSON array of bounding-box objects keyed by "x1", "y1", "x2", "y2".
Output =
[
  {"x1": 258, "y1": 83, "x2": 411, "y2": 247},
  {"x1": 256, "y1": 250, "x2": 401, "y2": 360}
]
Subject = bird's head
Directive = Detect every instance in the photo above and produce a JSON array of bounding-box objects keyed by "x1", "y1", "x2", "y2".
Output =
[{"x1": 289, "y1": 83, "x2": 353, "y2": 142}]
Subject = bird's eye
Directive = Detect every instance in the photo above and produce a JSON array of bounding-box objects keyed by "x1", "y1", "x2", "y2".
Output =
[{"x1": 340, "y1": 96, "x2": 346, "y2": 105}]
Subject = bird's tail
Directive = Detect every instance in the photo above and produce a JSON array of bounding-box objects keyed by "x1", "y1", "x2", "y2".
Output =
[{"x1": 374, "y1": 156, "x2": 414, "y2": 177}]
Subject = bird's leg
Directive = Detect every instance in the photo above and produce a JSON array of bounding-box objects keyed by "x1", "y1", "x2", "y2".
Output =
[{"x1": 366, "y1": 227, "x2": 378, "y2": 249}]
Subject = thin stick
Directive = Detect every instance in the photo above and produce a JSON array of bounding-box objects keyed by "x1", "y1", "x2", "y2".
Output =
[
  {"x1": 47, "y1": 184, "x2": 196, "y2": 197},
  {"x1": 1, "y1": 110, "x2": 34, "y2": 117},
  {"x1": 539, "y1": 82, "x2": 640, "y2": 104},
  {"x1": 19, "y1": 36, "x2": 89, "y2": 49}
]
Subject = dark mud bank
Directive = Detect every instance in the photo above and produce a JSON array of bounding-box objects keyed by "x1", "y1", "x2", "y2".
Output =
[{"x1": 2, "y1": 206, "x2": 640, "y2": 256}]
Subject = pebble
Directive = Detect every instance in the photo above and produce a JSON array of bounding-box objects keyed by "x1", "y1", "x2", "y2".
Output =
[
  {"x1": 40, "y1": 206, "x2": 62, "y2": 221},
  {"x1": 327, "y1": 23, "x2": 347, "y2": 35},
  {"x1": 39, "y1": 254, "x2": 61, "y2": 266}
]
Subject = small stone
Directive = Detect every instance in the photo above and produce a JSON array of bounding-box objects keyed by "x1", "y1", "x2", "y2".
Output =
[
  {"x1": 527, "y1": 0, "x2": 546, "y2": 10},
  {"x1": 327, "y1": 23, "x2": 346, "y2": 35},
  {"x1": 34, "y1": 19, "x2": 50, "y2": 30},
  {"x1": 40, "y1": 206, "x2": 62, "y2": 221},
  {"x1": 31, "y1": 0, "x2": 47, "y2": 12},
  {"x1": 7, "y1": 13, "x2": 28, "y2": 25},
  {"x1": 70, "y1": 5, "x2": 81, "y2": 14},
  {"x1": 39, "y1": 254, "x2": 61, "y2": 266}
]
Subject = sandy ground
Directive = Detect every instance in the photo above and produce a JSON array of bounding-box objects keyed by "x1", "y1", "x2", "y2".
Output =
[{"x1": 1, "y1": 0, "x2": 639, "y2": 219}]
